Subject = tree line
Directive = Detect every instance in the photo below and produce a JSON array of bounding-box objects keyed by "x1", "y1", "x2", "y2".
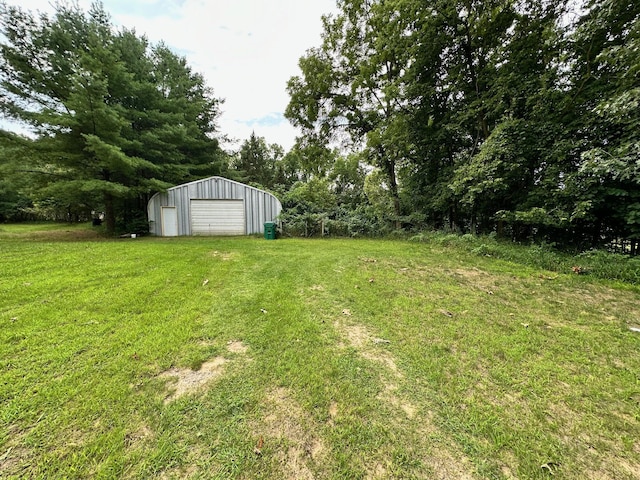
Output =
[
  {"x1": 284, "y1": 0, "x2": 639, "y2": 250},
  {"x1": 1, "y1": 0, "x2": 638, "y2": 252}
]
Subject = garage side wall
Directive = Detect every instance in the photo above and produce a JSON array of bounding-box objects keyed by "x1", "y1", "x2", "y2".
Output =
[{"x1": 147, "y1": 176, "x2": 282, "y2": 236}]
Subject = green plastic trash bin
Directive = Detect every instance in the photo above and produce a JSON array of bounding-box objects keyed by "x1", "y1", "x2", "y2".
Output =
[{"x1": 264, "y1": 222, "x2": 277, "y2": 240}]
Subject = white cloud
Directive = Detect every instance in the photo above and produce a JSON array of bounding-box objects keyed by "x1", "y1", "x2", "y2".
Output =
[{"x1": 4, "y1": 0, "x2": 337, "y2": 150}]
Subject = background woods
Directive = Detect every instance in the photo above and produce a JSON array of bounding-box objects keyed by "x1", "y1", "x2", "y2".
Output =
[{"x1": 0, "y1": 0, "x2": 638, "y2": 252}]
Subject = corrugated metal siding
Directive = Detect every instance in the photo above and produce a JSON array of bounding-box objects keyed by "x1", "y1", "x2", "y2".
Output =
[{"x1": 147, "y1": 176, "x2": 282, "y2": 236}]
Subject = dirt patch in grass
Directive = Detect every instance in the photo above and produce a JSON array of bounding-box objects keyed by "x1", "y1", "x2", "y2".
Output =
[
  {"x1": 337, "y1": 321, "x2": 401, "y2": 375},
  {"x1": 451, "y1": 267, "x2": 501, "y2": 293},
  {"x1": 0, "y1": 444, "x2": 31, "y2": 477},
  {"x1": 159, "y1": 341, "x2": 250, "y2": 403},
  {"x1": 379, "y1": 382, "x2": 417, "y2": 419},
  {"x1": 336, "y1": 319, "x2": 413, "y2": 418},
  {"x1": 159, "y1": 464, "x2": 198, "y2": 480},
  {"x1": 226, "y1": 340, "x2": 249, "y2": 354},
  {"x1": 335, "y1": 319, "x2": 478, "y2": 478},
  {"x1": 253, "y1": 387, "x2": 328, "y2": 479},
  {"x1": 423, "y1": 442, "x2": 477, "y2": 480},
  {"x1": 125, "y1": 424, "x2": 153, "y2": 444},
  {"x1": 159, "y1": 357, "x2": 227, "y2": 403},
  {"x1": 366, "y1": 462, "x2": 388, "y2": 479}
]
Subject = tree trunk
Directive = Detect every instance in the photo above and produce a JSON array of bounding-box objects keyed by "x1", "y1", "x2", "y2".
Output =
[
  {"x1": 104, "y1": 192, "x2": 115, "y2": 235},
  {"x1": 379, "y1": 146, "x2": 401, "y2": 229}
]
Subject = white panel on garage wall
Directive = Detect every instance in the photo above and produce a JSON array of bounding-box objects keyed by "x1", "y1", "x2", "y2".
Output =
[
  {"x1": 191, "y1": 199, "x2": 245, "y2": 236},
  {"x1": 161, "y1": 207, "x2": 178, "y2": 237}
]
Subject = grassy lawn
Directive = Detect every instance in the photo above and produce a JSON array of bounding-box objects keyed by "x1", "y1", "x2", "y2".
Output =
[{"x1": 1, "y1": 224, "x2": 639, "y2": 479}]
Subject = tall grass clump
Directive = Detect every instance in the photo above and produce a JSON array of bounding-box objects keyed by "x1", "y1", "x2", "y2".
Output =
[{"x1": 410, "y1": 231, "x2": 640, "y2": 284}]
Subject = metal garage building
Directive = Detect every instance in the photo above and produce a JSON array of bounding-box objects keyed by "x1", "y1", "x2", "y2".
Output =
[{"x1": 147, "y1": 176, "x2": 282, "y2": 236}]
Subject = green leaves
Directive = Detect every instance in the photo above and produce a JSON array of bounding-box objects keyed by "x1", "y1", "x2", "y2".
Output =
[{"x1": 0, "y1": 2, "x2": 223, "y2": 233}]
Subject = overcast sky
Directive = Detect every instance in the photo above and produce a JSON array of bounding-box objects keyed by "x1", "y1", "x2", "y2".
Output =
[{"x1": 6, "y1": 0, "x2": 338, "y2": 151}]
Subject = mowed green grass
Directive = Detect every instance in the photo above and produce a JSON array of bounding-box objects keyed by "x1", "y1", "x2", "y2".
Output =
[{"x1": 1, "y1": 224, "x2": 640, "y2": 479}]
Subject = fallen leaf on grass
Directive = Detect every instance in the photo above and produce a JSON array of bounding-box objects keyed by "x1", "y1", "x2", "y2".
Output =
[
  {"x1": 359, "y1": 257, "x2": 377, "y2": 263},
  {"x1": 541, "y1": 462, "x2": 560, "y2": 475},
  {"x1": 254, "y1": 436, "x2": 264, "y2": 455}
]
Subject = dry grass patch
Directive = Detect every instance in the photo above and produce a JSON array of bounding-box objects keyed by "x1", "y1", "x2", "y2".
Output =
[
  {"x1": 208, "y1": 250, "x2": 234, "y2": 261},
  {"x1": 334, "y1": 318, "x2": 478, "y2": 478},
  {"x1": 0, "y1": 444, "x2": 31, "y2": 478},
  {"x1": 158, "y1": 340, "x2": 250, "y2": 403},
  {"x1": 251, "y1": 387, "x2": 329, "y2": 480},
  {"x1": 159, "y1": 356, "x2": 228, "y2": 403},
  {"x1": 452, "y1": 267, "x2": 501, "y2": 291},
  {"x1": 226, "y1": 340, "x2": 249, "y2": 354}
]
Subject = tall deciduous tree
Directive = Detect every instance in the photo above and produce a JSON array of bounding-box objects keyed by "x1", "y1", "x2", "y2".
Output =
[{"x1": 286, "y1": 0, "x2": 417, "y2": 226}]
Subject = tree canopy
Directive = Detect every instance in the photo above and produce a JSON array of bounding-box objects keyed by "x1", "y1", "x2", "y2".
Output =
[
  {"x1": 285, "y1": 0, "x2": 640, "y2": 249},
  {"x1": 0, "y1": 1, "x2": 224, "y2": 232}
]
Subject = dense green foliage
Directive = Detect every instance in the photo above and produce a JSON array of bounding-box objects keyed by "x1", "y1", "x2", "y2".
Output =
[
  {"x1": 0, "y1": 2, "x2": 224, "y2": 232},
  {"x1": 1, "y1": 0, "x2": 637, "y2": 250},
  {"x1": 284, "y1": 0, "x2": 640, "y2": 250}
]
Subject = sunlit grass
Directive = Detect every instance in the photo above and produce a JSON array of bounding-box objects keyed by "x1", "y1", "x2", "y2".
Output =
[{"x1": 1, "y1": 224, "x2": 639, "y2": 479}]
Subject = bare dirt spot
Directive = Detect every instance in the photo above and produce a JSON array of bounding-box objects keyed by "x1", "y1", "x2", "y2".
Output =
[
  {"x1": 379, "y1": 382, "x2": 417, "y2": 419},
  {"x1": 366, "y1": 462, "x2": 388, "y2": 479},
  {"x1": 452, "y1": 268, "x2": 500, "y2": 293},
  {"x1": 428, "y1": 448, "x2": 477, "y2": 480},
  {"x1": 159, "y1": 464, "x2": 198, "y2": 480},
  {"x1": 329, "y1": 401, "x2": 338, "y2": 420},
  {"x1": 340, "y1": 322, "x2": 369, "y2": 348},
  {"x1": 337, "y1": 322, "x2": 402, "y2": 377},
  {"x1": 0, "y1": 445, "x2": 31, "y2": 477},
  {"x1": 335, "y1": 319, "x2": 478, "y2": 479},
  {"x1": 362, "y1": 350, "x2": 401, "y2": 376},
  {"x1": 620, "y1": 458, "x2": 640, "y2": 478},
  {"x1": 253, "y1": 387, "x2": 328, "y2": 479},
  {"x1": 125, "y1": 424, "x2": 154, "y2": 449},
  {"x1": 226, "y1": 340, "x2": 248, "y2": 354},
  {"x1": 159, "y1": 357, "x2": 227, "y2": 403}
]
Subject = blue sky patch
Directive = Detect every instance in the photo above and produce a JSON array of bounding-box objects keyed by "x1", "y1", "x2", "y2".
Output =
[
  {"x1": 106, "y1": 0, "x2": 186, "y2": 19},
  {"x1": 239, "y1": 113, "x2": 286, "y2": 127}
]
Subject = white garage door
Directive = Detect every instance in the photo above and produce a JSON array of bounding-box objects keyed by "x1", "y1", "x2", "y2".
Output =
[{"x1": 190, "y1": 199, "x2": 245, "y2": 235}]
